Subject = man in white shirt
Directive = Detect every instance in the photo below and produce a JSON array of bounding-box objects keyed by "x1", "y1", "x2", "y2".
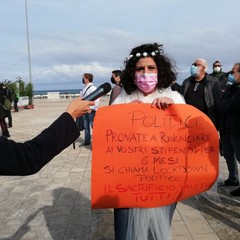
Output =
[{"x1": 80, "y1": 73, "x2": 100, "y2": 146}]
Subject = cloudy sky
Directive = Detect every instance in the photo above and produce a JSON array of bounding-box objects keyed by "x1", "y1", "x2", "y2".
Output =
[{"x1": 1, "y1": 0, "x2": 240, "y2": 90}]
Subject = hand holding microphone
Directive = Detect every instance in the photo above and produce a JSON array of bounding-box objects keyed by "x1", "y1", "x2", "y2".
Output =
[{"x1": 68, "y1": 83, "x2": 111, "y2": 119}]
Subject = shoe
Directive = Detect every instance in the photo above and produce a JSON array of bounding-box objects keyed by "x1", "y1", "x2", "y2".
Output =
[
  {"x1": 230, "y1": 187, "x2": 240, "y2": 196},
  {"x1": 222, "y1": 179, "x2": 239, "y2": 186},
  {"x1": 79, "y1": 142, "x2": 90, "y2": 147}
]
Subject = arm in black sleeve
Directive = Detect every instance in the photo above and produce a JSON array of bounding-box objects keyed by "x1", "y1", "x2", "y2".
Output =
[
  {"x1": 0, "y1": 112, "x2": 80, "y2": 175},
  {"x1": 217, "y1": 86, "x2": 240, "y2": 114},
  {"x1": 212, "y1": 80, "x2": 222, "y2": 104}
]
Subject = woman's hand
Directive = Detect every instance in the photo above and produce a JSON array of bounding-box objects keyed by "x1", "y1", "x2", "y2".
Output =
[{"x1": 151, "y1": 97, "x2": 174, "y2": 109}]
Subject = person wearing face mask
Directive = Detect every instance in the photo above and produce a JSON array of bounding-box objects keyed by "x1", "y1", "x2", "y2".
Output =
[
  {"x1": 210, "y1": 61, "x2": 228, "y2": 92},
  {"x1": 79, "y1": 73, "x2": 100, "y2": 146},
  {"x1": 217, "y1": 63, "x2": 240, "y2": 195},
  {"x1": 109, "y1": 70, "x2": 122, "y2": 105},
  {"x1": 112, "y1": 43, "x2": 185, "y2": 240},
  {"x1": 181, "y1": 58, "x2": 222, "y2": 129}
]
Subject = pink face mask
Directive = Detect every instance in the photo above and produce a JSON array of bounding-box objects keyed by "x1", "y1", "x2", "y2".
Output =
[{"x1": 134, "y1": 73, "x2": 158, "y2": 93}]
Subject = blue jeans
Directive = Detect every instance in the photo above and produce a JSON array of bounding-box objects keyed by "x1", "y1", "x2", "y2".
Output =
[
  {"x1": 83, "y1": 110, "x2": 96, "y2": 144},
  {"x1": 114, "y1": 204, "x2": 176, "y2": 240},
  {"x1": 221, "y1": 134, "x2": 240, "y2": 182}
]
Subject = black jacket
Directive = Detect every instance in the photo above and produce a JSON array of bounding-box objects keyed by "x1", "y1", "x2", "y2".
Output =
[
  {"x1": 210, "y1": 71, "x2": 228, "y2": 92},
  {"x1": 0, "y1": 86, "x2": 8, "y2": 120},
  {"x1": 181, "y1": 73, "x2": 222, "y2": 128},
  {"x1": 0, "y1": 112, "x2": 79, "y2": 175},
  {"x1": 217, "y1": 82, "x2": 240, "y2": 136}
]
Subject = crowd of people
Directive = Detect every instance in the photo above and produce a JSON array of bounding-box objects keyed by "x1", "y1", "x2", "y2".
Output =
[
  {"x1": 107, "y1": 44, "x2": 240, "y2": 240},
  {"x1": 0, "y1": 42, "x2": 239, "y2": 240},
  {"x1": 80, "y1": 44, "x2": 239, "y2": 239},
  {"x1": 172, "y1": 59, "x2": 240, "y2": 198}
]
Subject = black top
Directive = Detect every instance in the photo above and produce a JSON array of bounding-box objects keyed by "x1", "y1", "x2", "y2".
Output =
[
  {"x1": 0, "y1": 112, "x2": 80, "y2": 175},
  {"x1": 170, "y1": 82, "x2": 181, "y2": 93},
  {"x1": 182, "y1": 73, "x2": 222, "y2": 129},
  {"x1": 210, "y1": 71, "x2": 228, "y2": 92},
  {"x1": 184, "y1": 78, "x2": 208, "y2": 115},
  {"x1": 217, "y1": 82, "x2": 240, "y2": 136}
]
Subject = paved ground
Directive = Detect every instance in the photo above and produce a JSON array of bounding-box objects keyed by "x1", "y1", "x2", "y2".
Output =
[{"x1": 0, "y1": 97, "x2": 239, "y2": 240}]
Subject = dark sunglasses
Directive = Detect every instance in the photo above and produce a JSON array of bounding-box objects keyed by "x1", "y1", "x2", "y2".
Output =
[{"x1": 192, "y1": 63, "x2": 204, "y2": 67}]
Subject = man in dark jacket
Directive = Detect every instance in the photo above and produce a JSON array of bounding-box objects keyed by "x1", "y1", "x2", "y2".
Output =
[
  {"x1": 210, "y1": 60, "x2": 228, "y2": 92},
  {"x1": 181, "y1": 58, "x2": 222, "y2": 129},
  {"x1": 0, "y1": 98, "x2": 94, "y2": 175},
  {"x1": 217, "y1": 63, "x2": 240, "y2": 196}
]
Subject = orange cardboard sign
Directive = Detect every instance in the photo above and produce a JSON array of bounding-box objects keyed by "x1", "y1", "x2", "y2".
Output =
[{"x1": 91, "y1": 104, "x2": 219, "y2": 209}]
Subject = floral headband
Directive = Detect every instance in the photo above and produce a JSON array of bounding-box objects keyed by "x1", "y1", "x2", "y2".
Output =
[{"x1": 127, "y1": 49, "x2": 162, "y2": 61}]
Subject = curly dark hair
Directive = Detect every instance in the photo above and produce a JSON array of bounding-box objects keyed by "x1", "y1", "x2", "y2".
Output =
[{"x1": 121, "y1": 43, "x2": 178, "y2": 94}]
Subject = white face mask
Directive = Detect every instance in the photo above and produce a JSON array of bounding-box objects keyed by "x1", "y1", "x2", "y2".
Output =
[{"x1": 213, "y1": 66, "x2": 221, "y2": 73}]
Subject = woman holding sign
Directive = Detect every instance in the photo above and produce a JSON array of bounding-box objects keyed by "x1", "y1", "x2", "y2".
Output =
[{"x1": 112, "y1": 43, "x2": 185, "y2": 240}]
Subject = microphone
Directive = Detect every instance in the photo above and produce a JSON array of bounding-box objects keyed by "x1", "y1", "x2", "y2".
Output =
[{"x1": 82, "y1": 82, "x2": 112, "y2": 101}]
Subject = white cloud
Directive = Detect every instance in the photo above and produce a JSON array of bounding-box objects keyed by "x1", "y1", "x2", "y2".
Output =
[{"x1": 1, "y1": 0, "x2": 240, "y2": 89}]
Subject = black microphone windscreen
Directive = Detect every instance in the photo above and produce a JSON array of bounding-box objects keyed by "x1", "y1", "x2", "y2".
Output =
[
  {"x1": 100, "y1": 82, "x2": 112, "y2": 94},
  {"x1": 82, "y1": 82, "x2": 112, "y2": 101}
]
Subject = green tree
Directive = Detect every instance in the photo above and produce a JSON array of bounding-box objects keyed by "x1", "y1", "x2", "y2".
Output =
[
  {"x1": 18, "y1": 80, "x2": 26, "y2": 96},
  {"x1": 2, "y1": 76, "x2": 34, "y2": 105},
  {"x1": 25, "y1": 82, "x2": 34, "y2": 105},
  {"x1": 2, "y1": 79, "x2": 17, "y2": 101}
]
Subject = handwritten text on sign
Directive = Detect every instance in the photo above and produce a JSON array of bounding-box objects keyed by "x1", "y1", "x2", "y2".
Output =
[{"x1": 91, "y1": 104, "x2": 219, "y2": 208}]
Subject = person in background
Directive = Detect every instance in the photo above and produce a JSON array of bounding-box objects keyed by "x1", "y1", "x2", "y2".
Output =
[
  {"x1": 181, "y1": 58, "x2": 222, "y2": 129},
  {"x1": 210, "y1": 60, "x2": 228, "y2": 92},
  {"x1": 80, "y1": 73, "x2": 100, "y2": 146},
  {"x1": 0, "y1": 83, "x2": 10, "y2": 137},
  {"x1": 109, "y1": 70, "x2": 122, "y2": 105},
  {"x1": 0, "y1": 97, "x2": 94, "y2": 175},
  {"x1": 112, "y1": 43, "x2": 185, "y2": 240},
  {"x1": 13, "y1": 91, "x2": 19, "y2": 112},
  {"x1": 217, "y1": 63, "x2": 240, "y2": 196},
  {"x1": 5, "y1": 84, "x2": 13, "y2": 128}
]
